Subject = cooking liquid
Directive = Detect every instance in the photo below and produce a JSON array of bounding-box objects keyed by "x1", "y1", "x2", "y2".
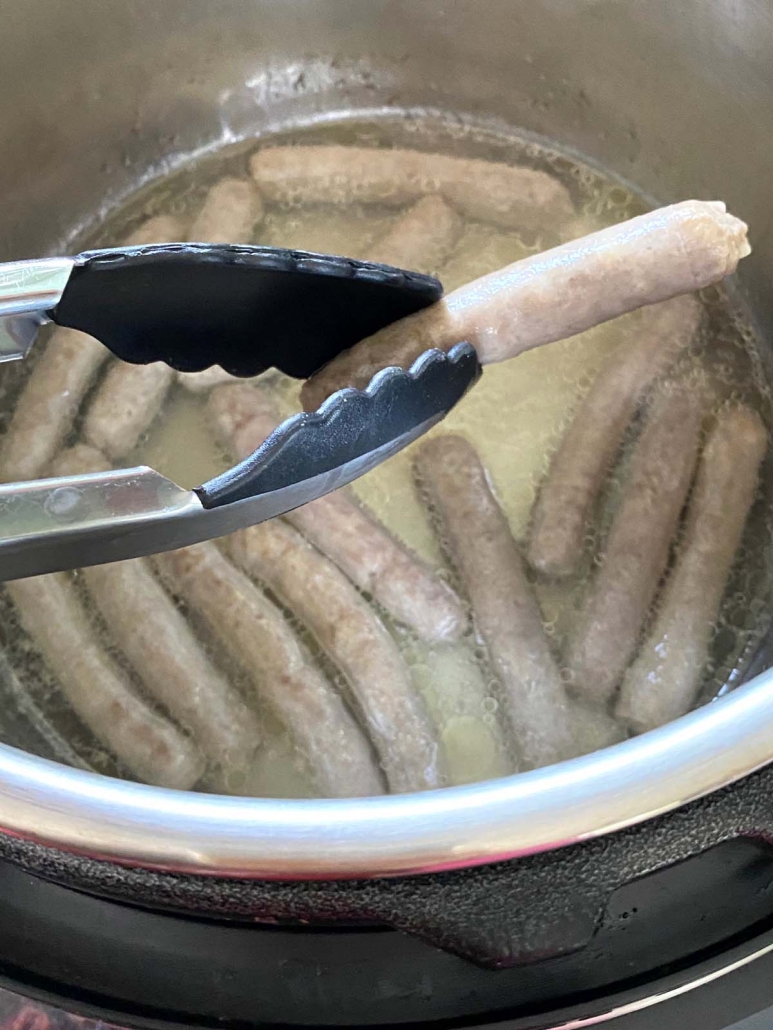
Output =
[{"x1": 1, "y1": 116, "x2": 771, "y2": 794}]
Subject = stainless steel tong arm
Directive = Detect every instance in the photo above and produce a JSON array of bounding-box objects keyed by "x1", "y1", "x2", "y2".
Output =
[
  {"x1": 0, "y1": 437, "x2": 410, "y2": 582},
  {"x1": 0, "y1": 258, "x2": 74, "y2": 361},
  {"x1": 0, "y1": 343, "x2": 481, "y2": 582}
]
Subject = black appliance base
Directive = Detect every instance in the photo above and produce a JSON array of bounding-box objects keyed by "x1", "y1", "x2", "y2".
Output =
[{"x1": 0, "y1": 848, "x2": 773, "y2": 1029}]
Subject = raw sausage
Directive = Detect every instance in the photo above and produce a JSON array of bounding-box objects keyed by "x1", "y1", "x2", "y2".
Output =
[
  {"x1": 189, "y1": 176, "x2": 264, "y2": 244},
  {"x1": 0, "y1": 328, "x2": 108, "y2": 481},
  {"x1": 153, "y1": 543, "x2": 385, "y2": 797},
  {"x1": 616, "y1": 406, "x2": 767, "y2": 732},
  {"x1": 6, "y1": 573, "x2": 204, "y2": 789},
  {"x1": 250, "y1": 144, "x2": 574, "y2": 230},
  {"x1": 565, "y1": 384, "x2": 705, "y2": 704},
  {"x1": 528, "y1": 295, "x2": 702, "y2": 577},
  {"x1": 82, "y1": 361, "x2": 175, "y2": 458},
  {"x1": 228, "y1": 521, "x2": 443, "y2": 792},
  {"x1": 301, "y1": 201, "x2": 748, "y2": 409},
  {"x1": 365, "y1": 195, "x2": 463, "y2": 274},
  {"x1": 416, "y1": 433, "x2": 622, "y2": 768},
  {"x1": 52, "y1": 444, "x2": 263, "y2": 782},
  {"x1": 121, "y1": 213, "x2": 186, "y2": 247}
]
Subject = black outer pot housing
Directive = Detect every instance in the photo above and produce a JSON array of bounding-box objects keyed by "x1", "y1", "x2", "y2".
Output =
[{"x1": 1, "y1": 761, "x2": 773, "y2": 1028}]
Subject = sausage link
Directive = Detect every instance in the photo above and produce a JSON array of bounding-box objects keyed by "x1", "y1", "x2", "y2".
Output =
[
  {"x1": 301, "y1": 201, "x2": 748, "y2": 409},
  {"x1": 52, "y1": 444, "x2": 263, "y2": 780},
  {"x1": 189, "y1": 176, "x2": 265, "y2": 244},
  {"x1": 229, "y1": 521, "x2": 442, "y2": 792},
  {"x1": 82, "y1": 361, "x2": 175, "y2": 459},
  {"x1": 0, "y1": 328, "x2": 108, "y2": 481},
  {"x1": 206, "y1": 383, "x2": 468, "y2": 642},
  {"x1": 528, "y1": 295, "x2": 702, "y2": 577},
  {"x1": 416, "y1": 434, "x2": 622, "y2": 768},
  {"x1": 290, "y1": 492, "x2": 468, "y2": 644},
  {"x1": 153, "y1": 543, "x2": 385, "y2": 797},
  {"x1": 0, "y1": 649, "x2": 96, "y2": 772},
  {"x1": 6, "y1": 573, "x2": 204, "y2": 789},
  {"x1": 565, "y1": 384, "x2": 705, "y2": 704},
  {"x1": 365, "y1": 196, "x2": 463, "y2": 274},
  {"x1": 121, "y1": 213, "x2": 186, "y2": 246},
  {"x1": 250, "y1": 144, "x2": 574, "y2": 230},
  {"x1": 616, "y1": 406, "x2": 767, "y2": 732}
]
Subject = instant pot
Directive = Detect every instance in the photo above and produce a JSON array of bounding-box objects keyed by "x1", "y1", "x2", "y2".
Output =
[{"x1": 2, "y1": 1, "x2": 773, "y2": 1026}]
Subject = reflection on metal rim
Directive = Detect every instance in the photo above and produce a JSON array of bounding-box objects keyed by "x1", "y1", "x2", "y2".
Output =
[
  {"x1": 542, "y1": 935, "x2": 773, "y2": 1029},
  {"x1": 0, "y1": 669, "x2": 770, "y2": 878}
]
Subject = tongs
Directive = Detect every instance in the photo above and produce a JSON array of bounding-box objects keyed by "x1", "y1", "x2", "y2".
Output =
[{"x1": 0, "y1": 244, "x2": 480, "y2": 581}]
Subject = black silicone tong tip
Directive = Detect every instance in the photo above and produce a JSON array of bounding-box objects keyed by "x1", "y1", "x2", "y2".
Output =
[
  {"x1": 50, "y1": 244, "x2": 443, "y2": 379},
  {"x1": 195, "y1": 342, "x2": 481, "y2": 509}
]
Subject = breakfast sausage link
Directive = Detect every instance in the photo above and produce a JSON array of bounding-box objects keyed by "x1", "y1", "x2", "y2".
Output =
[
  {"x1": 189, "y1": 176, "x2": 265, "y2": 244},
  {"x1": 6, "y1": 573, "x2": 204, "y2": 789},
  {"x1": 121, "y1": 213, "x2": 186, "y2": 247},
  {"x1": 206, "y1": 383, "x2": 468, "y2": 642},
  {"x1": 0, "y1": 328, "x2": 108, "y2": 482},
  {"x1": 565, "y1": 384, "x2": 705, "y2": 704},
  {"x1": 301, "y1": 200, "x2": 748, "y2": 409},
  {"x1": 365, "y1": 195, "x2": 464, "y2": 274},
  {"x1": 82, "y1": 361, "x2": 175, "y2": 459},
  {"x1": 616, "y1": 406, "x2": 768, "y2": 732},
  {"x1": 416, "y1": 434, "x2": 622, "y2": 769},
  {"x1": 290, "y1": 492, "x2": 469, "y2": 644},
  {"x1": 528, "y1": 294, "x2": 702, "y2": 578},
  {"x1": 52, "y1": 443, "x2": 263, "y2": 780},
  {"x1": 229, "y1": 521, "x2": 443, "y2": 792},
  {"x1": 153, "y1": 543, "x2": 385, "y2": 798},
  {"x1": 250, "y1": 144, "x2": 574, "y2": 231}
]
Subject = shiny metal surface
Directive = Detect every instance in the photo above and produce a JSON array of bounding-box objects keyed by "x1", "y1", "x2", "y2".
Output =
[
  {"x1": 0, "y1": 257, "x2": 72, "y2": 317},
  {"x1": 0, "y1": 345, "x2": 478, "y2": 580},
  {"x1": 541, "y1": 938, "x2": 773, "y2": 1028},
  {"x1": 0, "y1": 258, "x2": 73, "y2": 361},
  {"x1": 0, "y1": 467, "x2": 203, "y2": 579},
  {"x1": 0, "y1": 259, "x2": 73, "y2": 318},
  {"x1": 0, "y1": 667, "x2": 769, "y2": 876},
  {"x1": 0, "y1": 0, "x2": 772, "y2": 874}
]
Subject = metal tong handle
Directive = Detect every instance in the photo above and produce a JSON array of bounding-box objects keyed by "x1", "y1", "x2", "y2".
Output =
[
  {"x1": 0, "y1": 258, "x2": 74, "y2": 361},
  {"x1": 0, "y1": 344, "x2": 480, "y2": 582}
]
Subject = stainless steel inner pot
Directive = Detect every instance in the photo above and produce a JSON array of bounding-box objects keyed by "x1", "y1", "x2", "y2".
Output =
[{"x1": 1, "y1": 0, "x2": 773, "y2": 879}]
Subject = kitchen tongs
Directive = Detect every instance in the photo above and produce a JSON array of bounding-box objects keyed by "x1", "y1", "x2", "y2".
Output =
[
  {"x1": 0, "y1": 244, "x2": 480, "y2": 581},
  {"x1": 0, "y1": 243, "x2": 444, "y2": 375}
]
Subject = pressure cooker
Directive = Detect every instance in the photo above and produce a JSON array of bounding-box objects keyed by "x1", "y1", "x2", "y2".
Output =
[{"x1": 2, "y1": 1, "x2": 773, "y2": 1027}]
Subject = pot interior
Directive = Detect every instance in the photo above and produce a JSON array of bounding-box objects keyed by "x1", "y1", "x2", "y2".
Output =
[{"x1": 1, "y1": 0, "x2": 772, "y2": 807}]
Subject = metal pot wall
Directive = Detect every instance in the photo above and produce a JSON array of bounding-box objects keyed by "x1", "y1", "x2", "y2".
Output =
[{"x1": 2, "y1": 1, "x2": 773, "y2": 1026}]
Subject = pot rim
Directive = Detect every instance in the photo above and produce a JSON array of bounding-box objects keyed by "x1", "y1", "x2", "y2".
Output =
[{"x1": 0, "y1": 669, "x2": 771, "y2": 879}]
